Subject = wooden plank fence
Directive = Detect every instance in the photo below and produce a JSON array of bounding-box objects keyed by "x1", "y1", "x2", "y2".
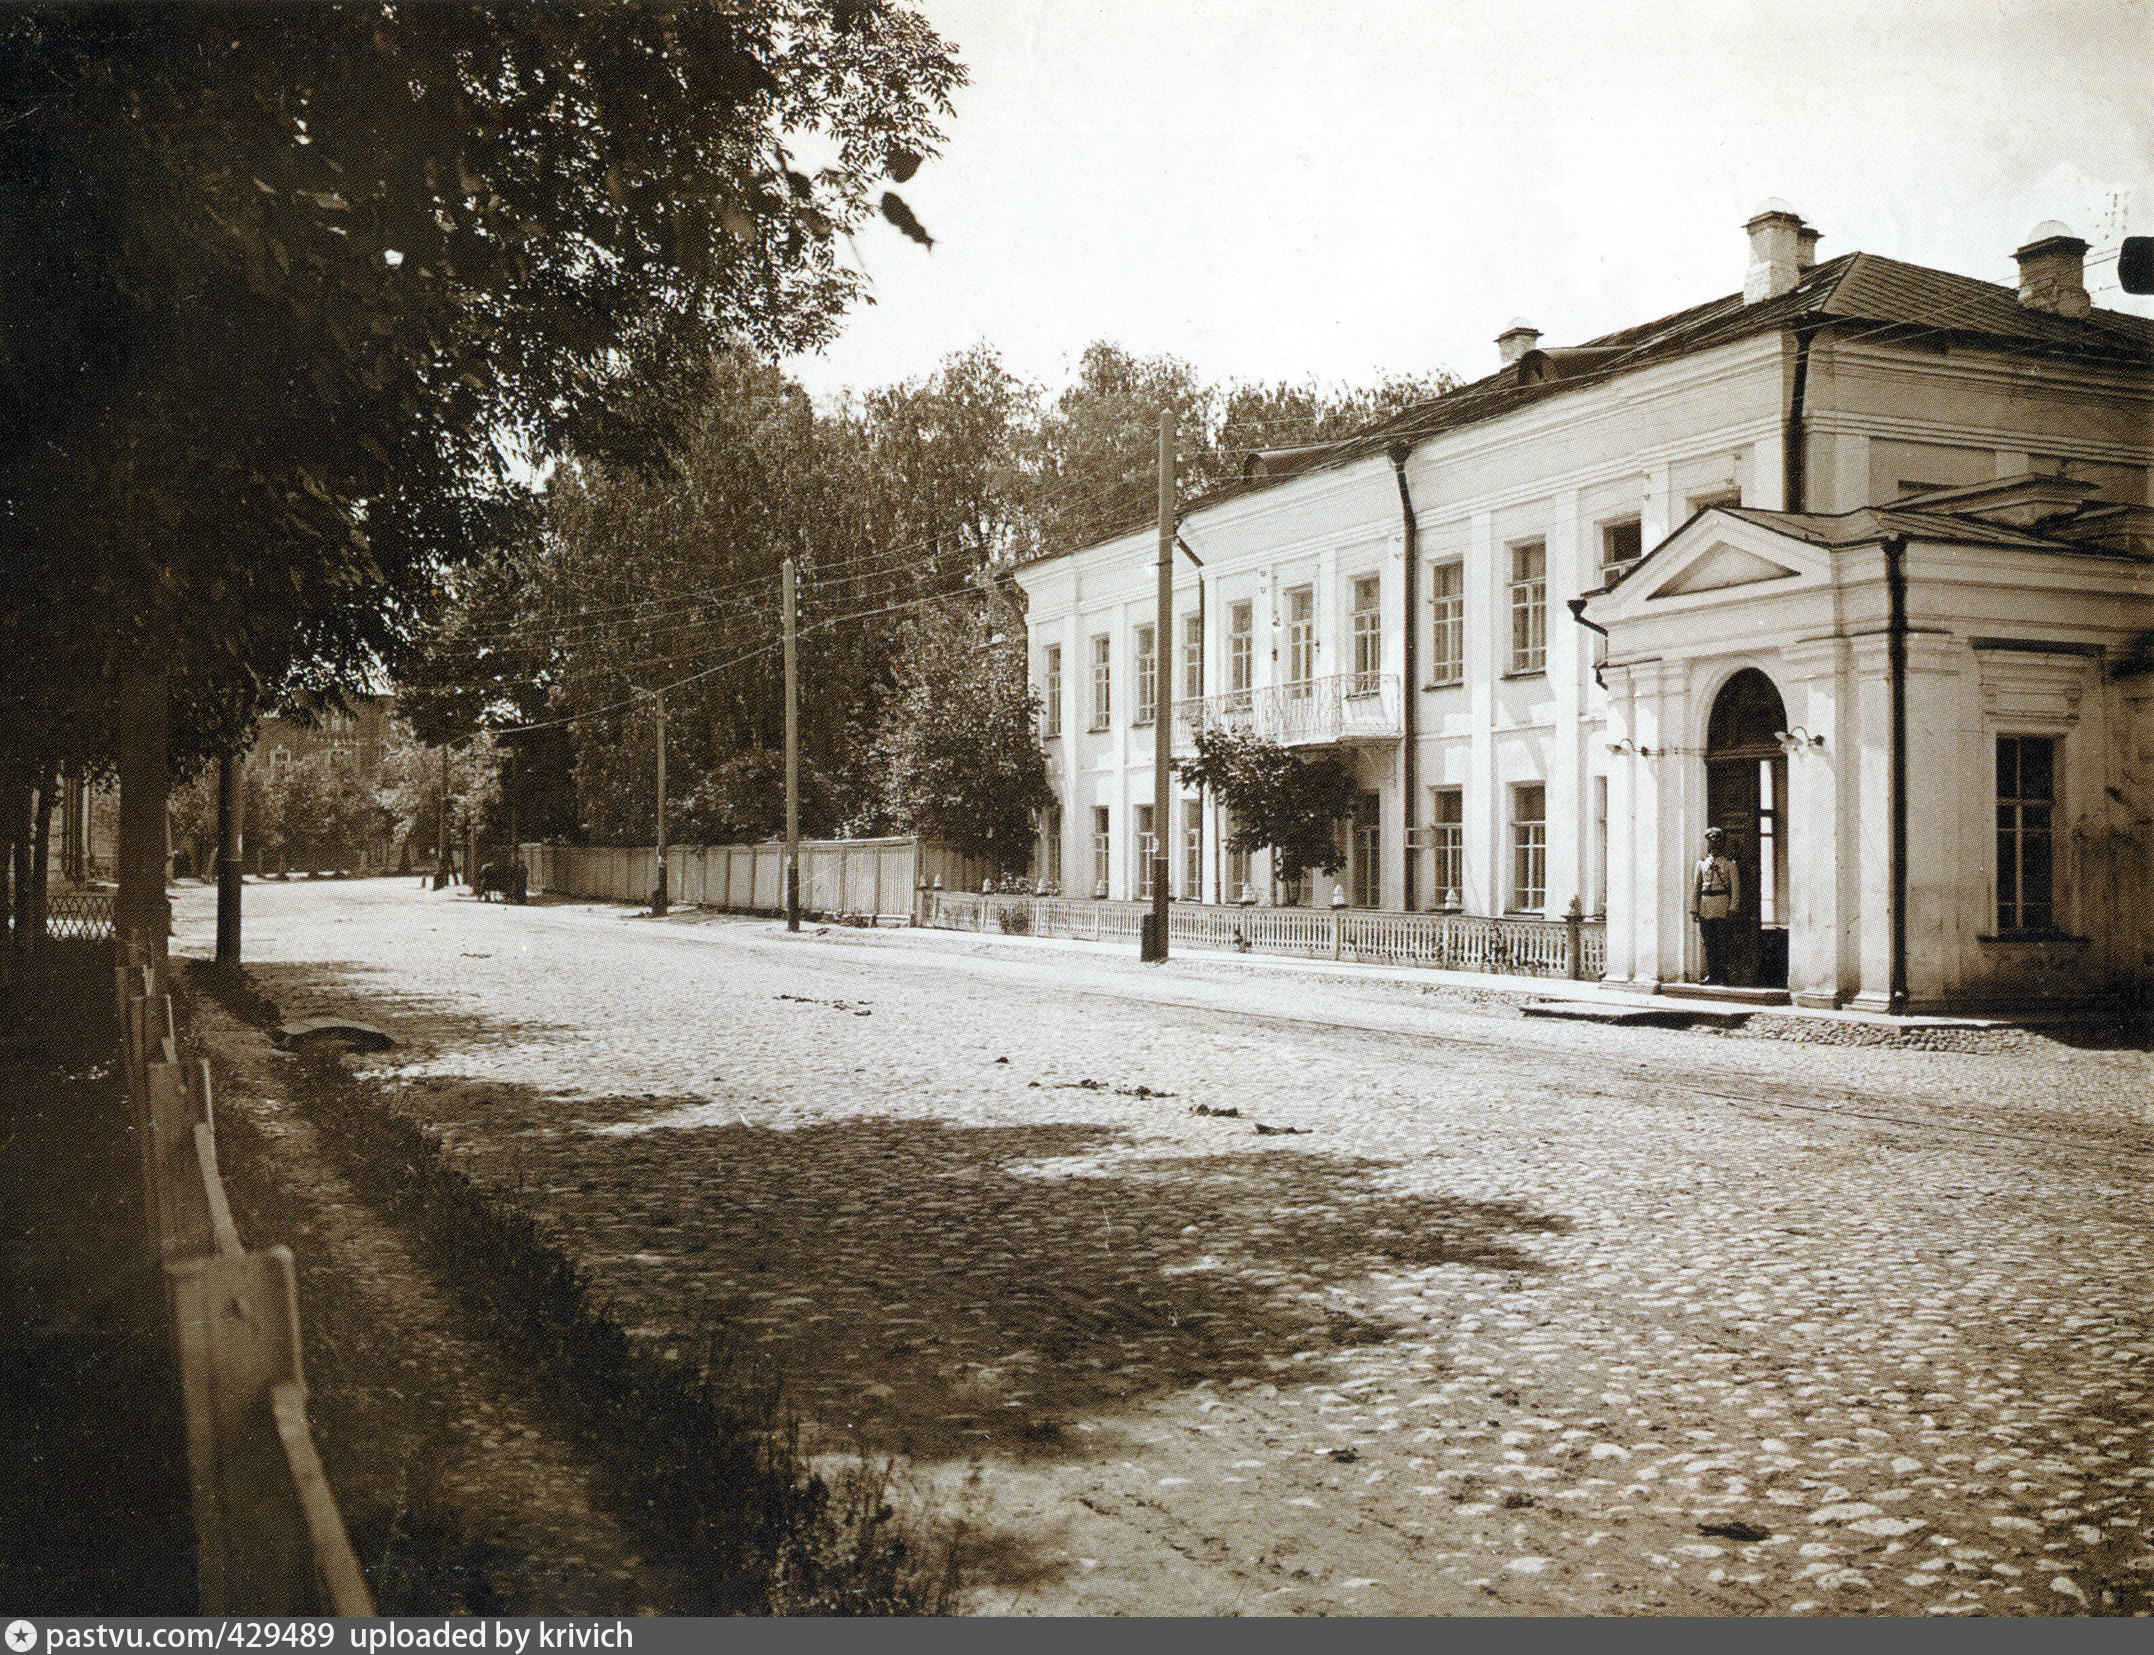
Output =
[
  {"x1": 118, "y1": 936, "x2": 374, "y2": 1617},
  {"x1": 520, "y1": 838, "x2": 991, "y2": 922}
]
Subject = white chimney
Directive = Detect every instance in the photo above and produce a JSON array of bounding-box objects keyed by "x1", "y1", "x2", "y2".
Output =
[
  {"x1": 1496, "y1": 318, "x2": 1542, "y2": 367},
  {"x1": 1743, "y1": 199, "x2": 1804, "y2": 303},
  {"x1": 2014, "y1": 222, "x2": 2091, "y2": 317},
  {"x1": 1796, "y1": 222, "x2": 1821, "y2": 270}
]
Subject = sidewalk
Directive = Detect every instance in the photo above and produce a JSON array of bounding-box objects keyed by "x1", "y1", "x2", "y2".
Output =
[{"x1": 617, "y1": 900, "x2": 2112, "y2": 1052}]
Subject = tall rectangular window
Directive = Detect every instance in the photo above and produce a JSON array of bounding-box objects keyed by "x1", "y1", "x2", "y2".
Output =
[
  {"x1": 1226, "y1": 837, "x2": 1251, "y2": 904},
  {"x1": 1601, "y1": 518, "x2": 1642, "y2": 576},
  {"x1": 1041, "y1": 644, "x2": 1062, "y2": 738},
  {"x1": 1092, "y1": 805, "x2": 1111, "y2": 895},
  {"x1": 1181, "y1": 612, "x2": 1203, "y2": 701},
  {"x1": 1181, "y1": 798, "x2": 1202, "y2": 900},
  {"x1": 1285, "y1": 585, "x2": 1316, "y2": 696},
  {"x1": 1090, "y1": 634, "x2": 1111, "y2": 730},
  {"x1": 1134, "y1": 623, "x2": 1157, "y2": 727},
  {"x1": 1041, "y1": 803, "x2": 1062, "y2": 890},
  {"x1": 1996, "y1": 736, "x2": 2056, "y2": 932},
  {"x1": 1228, "y1": 600, "x2": 1254, "y2": 708},
  {"x1": 1509, "y1": 542, "x2": 1546, "y2": 674},
  {"x1": 1351, "y1": 575, "x2": 1382, "y2": 694},
  {"x1": 1430, "y1": 786, "x2": 1463, "y2": 908},
  {"x1": 1134, "y1": 804, "x2": 1156, "y2": 900},
  {"x1": 1429, "y1": 561, "x2": 1464, "y2": 686},
  {"x1": 1352, "y1": 791, "x2": 1381, "y2": 908},
  {"x1": 1511, "y1": 782, "x2": 1546, "y2": 912}
]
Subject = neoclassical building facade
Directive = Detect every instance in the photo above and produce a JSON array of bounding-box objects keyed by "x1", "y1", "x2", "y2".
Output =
[{"x1": 1013, "y1": 205, "x2": 2153, "y2": 1012}]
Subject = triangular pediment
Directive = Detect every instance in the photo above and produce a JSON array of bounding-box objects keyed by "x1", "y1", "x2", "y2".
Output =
[{"x1": 1648, "y1": 541, "x2": 1801, "y2": 598}]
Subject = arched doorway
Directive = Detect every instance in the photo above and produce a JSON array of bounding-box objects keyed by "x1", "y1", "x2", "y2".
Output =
[{"x1": 1704, "y1": 668, "x2": 1789, "y2": 988}]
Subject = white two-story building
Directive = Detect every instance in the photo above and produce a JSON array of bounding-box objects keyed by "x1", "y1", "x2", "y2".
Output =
[{"x1": 1013, "y1": 204, "x2": 2154, "y2": 1013}]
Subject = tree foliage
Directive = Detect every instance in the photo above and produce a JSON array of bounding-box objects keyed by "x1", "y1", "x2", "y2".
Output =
[
  {"x1": 1173, "y1": 725, "x2": 1358, "y2": 878},
  {"x1": 0, "y1": 2, "x2": 962, "y2": 787},
  {"x1": 399, "y1": 336, "x2": 1464, "y2": 862},
  {"x1": 853, "y1": 599, "x2": 1051, "y2": 874}
]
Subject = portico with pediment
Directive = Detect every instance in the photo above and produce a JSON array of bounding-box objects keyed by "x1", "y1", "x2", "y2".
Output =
[{"x1": 1583, "y1": 494, "x2": 2154, "y2": 1013}]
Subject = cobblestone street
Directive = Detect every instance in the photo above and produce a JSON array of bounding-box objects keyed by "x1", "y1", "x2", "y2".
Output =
[{"x1": 173, "y1": 878, "x2": 2154, "y2": 1617}]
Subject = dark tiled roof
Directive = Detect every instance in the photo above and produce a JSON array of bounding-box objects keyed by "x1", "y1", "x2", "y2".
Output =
[{"x1": 1030, "y1": 250, "x2": 2154, "y2": 563}]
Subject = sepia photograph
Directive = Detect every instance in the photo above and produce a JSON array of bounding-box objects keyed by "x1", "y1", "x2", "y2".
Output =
[{"x1": 2, "y1": 0, "x2": 2149, "y2": 1623}]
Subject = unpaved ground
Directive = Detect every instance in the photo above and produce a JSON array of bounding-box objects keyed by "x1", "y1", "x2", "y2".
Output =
[{"x1": 174, "y1": 878, "x2": 2154, "y2": 1616}]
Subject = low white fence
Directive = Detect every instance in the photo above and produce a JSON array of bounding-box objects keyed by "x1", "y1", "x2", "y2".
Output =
[
  {"x1": 926, "y1": 890, "x2": 1606, "y2": 982},
  {"x1": 519, "y1": 838, "x2": 989, "y2": 923}
]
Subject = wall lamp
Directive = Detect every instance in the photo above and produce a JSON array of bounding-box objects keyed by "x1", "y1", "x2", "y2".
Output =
[
  {"x1": 1605, "y1": 738, "x2": 1659, "y2": 756},
  {"x1": 1775, "y1": 727, "x2": 1825, "y2": 750}
]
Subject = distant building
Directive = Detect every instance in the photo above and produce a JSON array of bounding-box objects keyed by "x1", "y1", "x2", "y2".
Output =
[{"x1": 1014, "y1": 205, "x2": 2153, "y2": 1013}]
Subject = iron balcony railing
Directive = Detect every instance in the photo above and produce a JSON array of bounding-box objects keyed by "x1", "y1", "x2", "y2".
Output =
[{"x1": 1173, "y1": 670, "x2": 1402, "y2": 750}]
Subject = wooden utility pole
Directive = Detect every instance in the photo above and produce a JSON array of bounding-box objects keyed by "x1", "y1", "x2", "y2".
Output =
[
  {"x1": 215, "y1": 752, "x2": 241, "y2": 964},
  {"x1": 652, "y1": 690, "x2": 669, "y2": 915},
  {"x1": 433, "y1": 745, "x2": 449, "y2": 889},
  {"x1": 1144, "y1": 409, "x2": 1174, "y2": 961},
  {"x1": 783, "y1": 557, "x2": 801, "y2": 932}
]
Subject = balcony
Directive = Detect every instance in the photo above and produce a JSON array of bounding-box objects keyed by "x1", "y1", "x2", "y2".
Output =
[{"x1": 1173, "y1": 671, "x2": 1402, "y2": 750}]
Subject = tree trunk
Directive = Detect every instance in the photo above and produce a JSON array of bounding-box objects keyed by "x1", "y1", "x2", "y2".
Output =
[
  {"x1": 30, "y1": 762, "x2": 56, "y2": 957},
  {"x1": 216, "y1": 751, "x2": 242, "y2": 965},
  {"x1": 115, "y1": 672, "x2": 172, "y2": 963}
]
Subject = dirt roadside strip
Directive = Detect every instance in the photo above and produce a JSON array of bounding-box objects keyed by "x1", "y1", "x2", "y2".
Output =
[{"x1": 184, "y1": 969, "x2": 956, "y2": 1616}]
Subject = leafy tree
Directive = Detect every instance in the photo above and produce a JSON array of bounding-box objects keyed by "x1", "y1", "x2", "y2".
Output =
[
  {"x1": 1173, "y1": 726, "x2": 1358, "y2": 879},
  {"x1": 853, "y1": 600, "x2": 1051, "y2": 874},
  {"x1": 0, "y1": 2, "x2": 962, "y2": 861},
  {"x1": 1026, "y1": 342, "x2": 1220, "y2": 553}
]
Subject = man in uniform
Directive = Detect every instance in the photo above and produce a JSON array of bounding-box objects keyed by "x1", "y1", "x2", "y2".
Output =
[{"x1": 1690, "y1": 825, "x2": 1741, "y2": 985}]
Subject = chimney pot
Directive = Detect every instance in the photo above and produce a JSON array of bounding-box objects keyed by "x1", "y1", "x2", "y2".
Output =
[
  {"x1": 1796, "y1": 223, "x2": 1822, "y2": 269},
  {"x1": 2014, "y1": 222, "x2": 2091, "y2": 317},
  {"x1": 1744, "y1": 199, "x2": 1805, "y2": 303},
  {"x1": 1496, "y1": 318, "x2": 1542, "y2": 367}
]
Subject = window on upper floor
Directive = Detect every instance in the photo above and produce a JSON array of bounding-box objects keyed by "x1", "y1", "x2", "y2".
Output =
[
  {"x1": 1181, "y1": 612, "x2": 1203, "y2": 702},
  {"x1": 1089, "y1": 634, "x2": 1111, "y2": 730},
  {"x1": 1600, "y1": 518, "x2": 1643, "y2": 576},
  {"x1": 1285, "y1": 585, "x2": 1316, "y2": 695},
  {"x1": 1429, "y1": 561, "x2": 1464, "y2": 687},
  {"x1": 1996, "y1": 735, "x2": 2057, "y2": 934},
  {"x1": 1040, "y1": 644, "x2": 1062, "y2": 738},
  {"x1": 1350, "y1": 575, "x2": 1382, "y2": 695},
  {"x1": 1228, "y1": 600, "x2": 1254, "y2": 707},
  {"x1": 1134, "y1": 623, "x2": 1157, "y2": 727},
  {"x1": 1509, "y1": 541, "x2": 1547, "y2": 675}
]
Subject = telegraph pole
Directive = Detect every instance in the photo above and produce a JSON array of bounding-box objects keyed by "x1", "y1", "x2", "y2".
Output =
[
  {"x1": 783, "y1": 556, "x2": 801, "y2": 932},
  {"x1": 652, "y1": 690, "x2": 668, "y2": 915},
  {"x1": 1144, "y1": 409, "x2": 1174, "y2": 961}
]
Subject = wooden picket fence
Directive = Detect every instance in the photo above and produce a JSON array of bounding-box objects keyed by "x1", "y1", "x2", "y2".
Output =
[{"x1": 117, "y1": 936, "x2": 374, "y2": 1617}]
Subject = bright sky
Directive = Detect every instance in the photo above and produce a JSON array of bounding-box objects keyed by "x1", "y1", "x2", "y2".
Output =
[{"x1": 780, "y1": 0, "x2": 2154, "y2": 404}]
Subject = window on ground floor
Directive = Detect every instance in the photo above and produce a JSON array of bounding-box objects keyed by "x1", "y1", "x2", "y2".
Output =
[
  {"x1": 1996, "y1": 735, "x2": 2056, "y2": 933},
  {"x1": 1352, "y1": 790, "x2": 1381, "y2": 907},
  {"x1": 1134, "y1": 803, "x2": 1157, "y2": 900},
  {"x1": 1430, "y1": 786, "x2": 1463, "y2": 908},
  {"x1": 1181, "y1": 798, "x2": 1202, "y2": 900},
  {"x1": 1092, "y1": 805, "x2": 1111, "y2": 896},
  {"x1": 1510, "y1": 782, "x2": 1546, "y2": 912}
]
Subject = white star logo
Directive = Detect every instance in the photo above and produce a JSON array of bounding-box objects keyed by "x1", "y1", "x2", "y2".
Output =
[{"x1": 6, "y1": 1621, "x2": 37, "y2": 1654}]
